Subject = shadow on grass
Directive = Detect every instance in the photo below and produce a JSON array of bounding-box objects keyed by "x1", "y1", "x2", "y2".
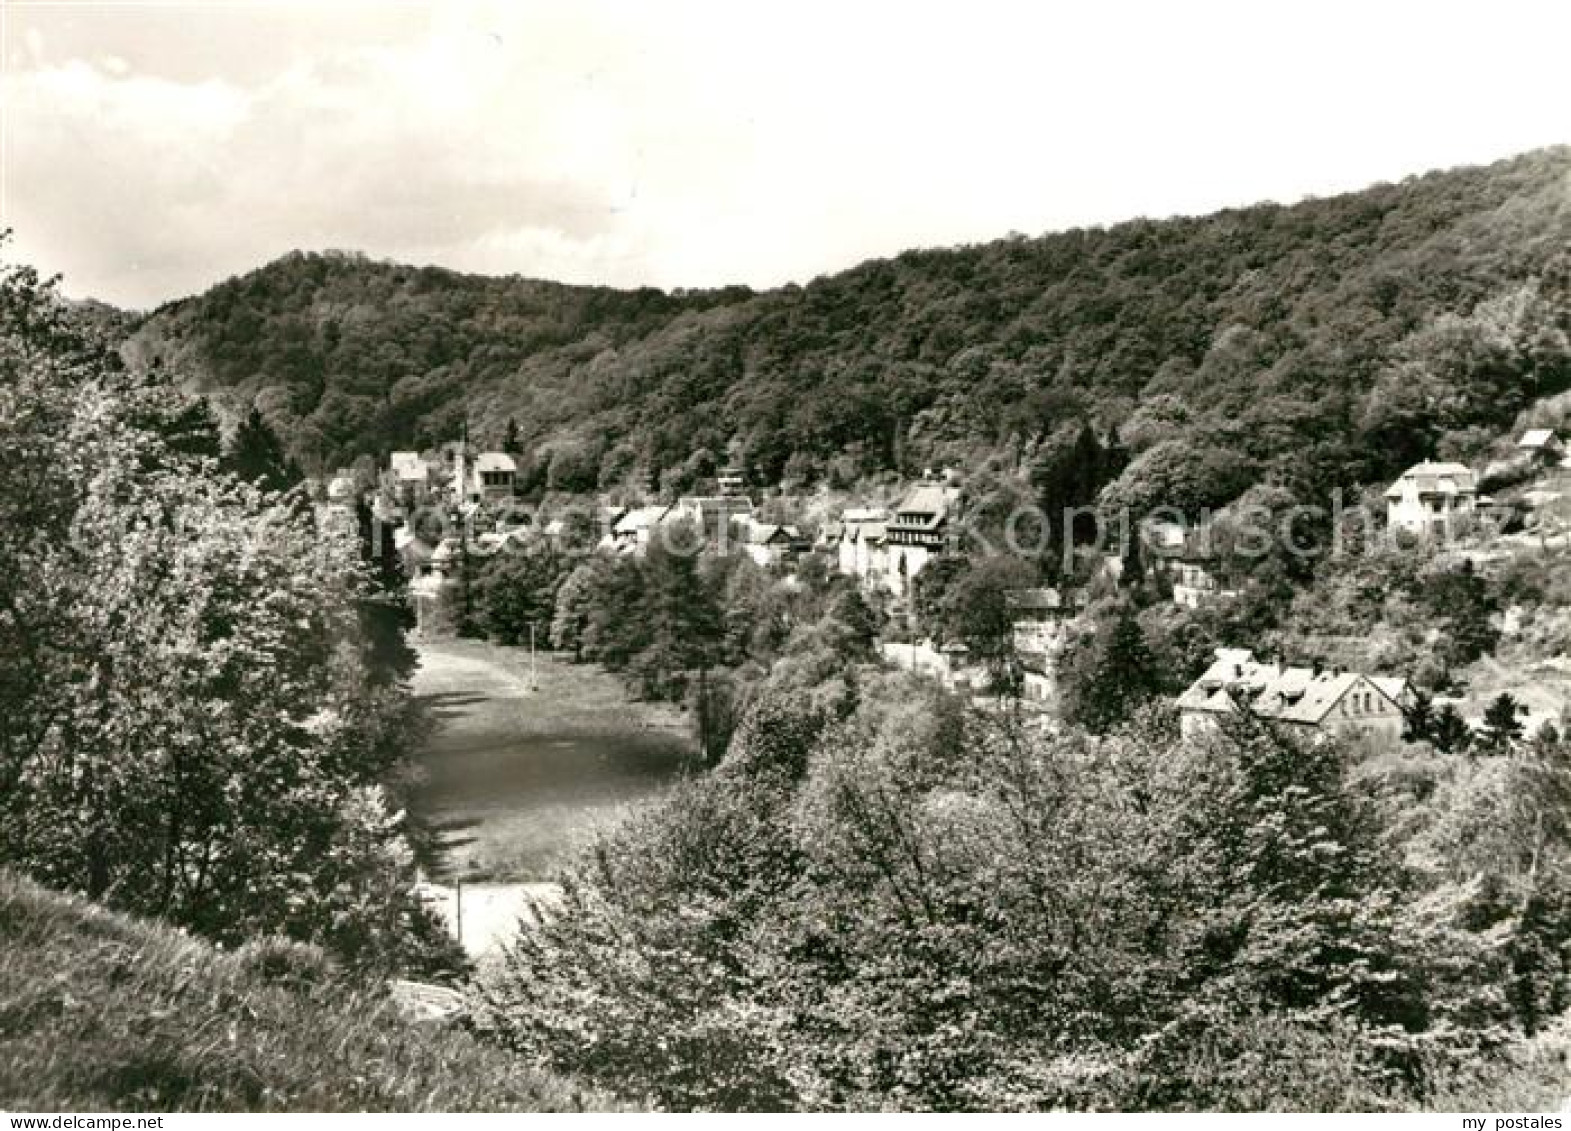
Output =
[{"x1": 419, "y1": 692, "x2": 492, "y2": 719}]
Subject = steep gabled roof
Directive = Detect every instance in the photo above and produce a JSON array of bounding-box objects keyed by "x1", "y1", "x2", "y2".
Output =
[
  {"x1": 1386, "y1": 461, "x2": 1478, "y2": 498},
  {"x1": 614, "y1": 504, "x2": 670, "y2": 534},
  {"x1": 1370, "y1": 676, "x2": 1413, "y2": 705},
  {"x1": 1177, "y1": 648, "x2": 1407, "y2": 726},
  {"x1": 890, "y1": 484, "x2": 948, "y2": 530}
]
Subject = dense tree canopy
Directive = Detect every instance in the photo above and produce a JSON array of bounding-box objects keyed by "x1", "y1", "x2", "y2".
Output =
[
  {"x1": 486, "y1": 680, "x2": 1571, "y2": 1111},
  {"x1": 124, "y1": 149, "x2": 1570, "y2": 517}
]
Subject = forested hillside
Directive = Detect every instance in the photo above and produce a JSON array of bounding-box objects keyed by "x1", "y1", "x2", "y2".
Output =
[{"x1": 127, "y1": 147, "x2": 1570, "y2": 504}]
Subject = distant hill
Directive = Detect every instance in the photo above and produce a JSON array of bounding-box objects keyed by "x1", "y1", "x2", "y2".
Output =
[
  {"x1": 125, "y1": 147, "x2": 1571, "y2": 504},
  {"x1": 0, "y1": 870, "x2": 611, "y2": 1112}
]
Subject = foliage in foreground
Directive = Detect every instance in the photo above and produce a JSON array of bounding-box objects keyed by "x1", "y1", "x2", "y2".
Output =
[
  {"x1": 0, "y1": 871, "x2": 611, "y2": 1112},
  {"x1": 0, "y1": 245, "x2": 455, "y2": 977},
  {"x1": 486, "y1": 678, "x2": 1571, "y2": 1111}
]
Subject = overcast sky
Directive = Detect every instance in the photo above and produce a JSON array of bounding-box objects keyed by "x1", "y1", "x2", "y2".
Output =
[{"x1": 2, "y1": 0, "x2": 1567, "y2": 309}]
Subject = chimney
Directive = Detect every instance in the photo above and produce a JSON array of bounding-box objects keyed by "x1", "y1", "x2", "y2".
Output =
[{"x1": 1312, "y1": 658, "x2": 1324, "y2": 677}]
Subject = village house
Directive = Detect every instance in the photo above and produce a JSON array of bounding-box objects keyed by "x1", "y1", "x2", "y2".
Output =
[
  {"x1": 439, "y1": 446, "x2": 518, "y2": 508},
  {"x1": 1142, "y1": 519, "x2": 1236, "y2": 609},
  {"x1": 325, "y1": 469, "x2": 357, "y2": 507},
  {"x1": 672, "y1": 494, "x2": 756, "y2": 545},
  {"x1": 1385, "y1": 461, "x2": 1478, "y2": 536},
  {"x1": 1168, "y1": 558, "x2": 1233, "y2": 609},
  {"x1": 884, "y1": 483, "x2": 953, "y2": 595},
  {"x1": 388, "y1": 451, "x2": 432, "y2": 504},
  {"x1": 1518, "y1": 428, "x2": 1566, "y2": 469},
  {"x1": 1177, "y1": 647, "x2": 1411, "y2": 742},
  {"x1": 1007, "y1": 587, "x2": 1079, "y2": 655},
  {"x1": 735, "y1": 517, "x2": 808, "y2": 568},
  {"x1": 880, "y1": 638, "x2": 987, "y2": 695},
  {"x1": 835, "y1": 509, "x2": 889, "y2": 588},
  {"x1": 715, "y1": 466, "x2": 747, "y2": 496},
  {"x1": 609, "y1": 504, "x2": 672, "y2": 555},
  {"x1": 445, "y1": 446, "x2": 518, "y2": 508},
  {"x1": 471, "y1": 452, "x2": 518, "y2": 504},
  {"x1": 1006, "y1": 587, "x2": 1081, "y2": 705},
  {"x1": 828, "y1": 485, "x2": 955, "y2": 597}
]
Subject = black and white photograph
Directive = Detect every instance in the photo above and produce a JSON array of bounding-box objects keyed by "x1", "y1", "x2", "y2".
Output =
[{"x1": 1, "y1": 0, "x2": 1569, "y2": 1115}]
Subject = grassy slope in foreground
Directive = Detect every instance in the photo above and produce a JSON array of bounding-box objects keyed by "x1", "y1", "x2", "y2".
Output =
[{"x1": 0, "y1": 871, "x2": 616, "y2": 1112}]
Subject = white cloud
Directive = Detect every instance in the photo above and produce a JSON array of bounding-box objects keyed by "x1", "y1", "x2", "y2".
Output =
[{"x1": 2, "y1": 0, "x2": 1567, "y2": 308}]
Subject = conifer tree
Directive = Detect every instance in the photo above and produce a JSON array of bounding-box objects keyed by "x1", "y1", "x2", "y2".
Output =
[
  {"x1": 1069, "y1": 605, "x2": 1164, "y2": 734},
  {"x1": 1402, "y1": 687, "x2": 1437, "y2": 743},
  {"x1": 1479, "y1": 692, "x2": 1525, "y2": 754},
  {"x1": 223, "y1": 406, "x2": 300, "y2": 492},
  {"x1": 1431, "y1": 702, "x2": 1474, "y2": 755}
]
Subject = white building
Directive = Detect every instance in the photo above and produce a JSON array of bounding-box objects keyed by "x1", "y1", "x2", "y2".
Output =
[
  {"x1": 1177, "y1": 648, "x2": 1411, "y2": 742},
  {"x1": 471, "y1": 452, "x2": 518, "y2": 503},
  {"x1": 1142, "y1": 519, "x2": 1236, "y2": 609},
  {"x1": 389, "y1": 451, "x2": 431, "y2": 497},
  {"x1": 672, "y1": 495, "x2": 755, "y2": 543},
  {"x1": 879, "y1": 639, "x2": 986, "y2": 694},
  {"x1": 611, "y1": 504, "x2": 672, "y2": 555},
  {"x1": 884, "y1": 484, "x2": 952, "y2": 596},
  {"x1": 835, "y1": 510, "x2": 889, "y2": 587},
  {"x1": 1006, "y1": 588, "x2": 1081, "y2": 706},
  {"x1": 736, "y1": 518, "x2": 806, "y2": 568},
  {"x1": 830, "y1": 487, "x2": 955, "y2": 597},
  {"x1": 1385, "y1": 461, "x2": 1478, "y2": 536},
  {"x1": 448, "y1": 448, "x2": 517, "y2": 508},
  {"x1": 325, "y1": 469, "x2": 357, "y2": 507},
  {"x1": 1006, "y1": 588, "x2": 1078, "y2": 655}
]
